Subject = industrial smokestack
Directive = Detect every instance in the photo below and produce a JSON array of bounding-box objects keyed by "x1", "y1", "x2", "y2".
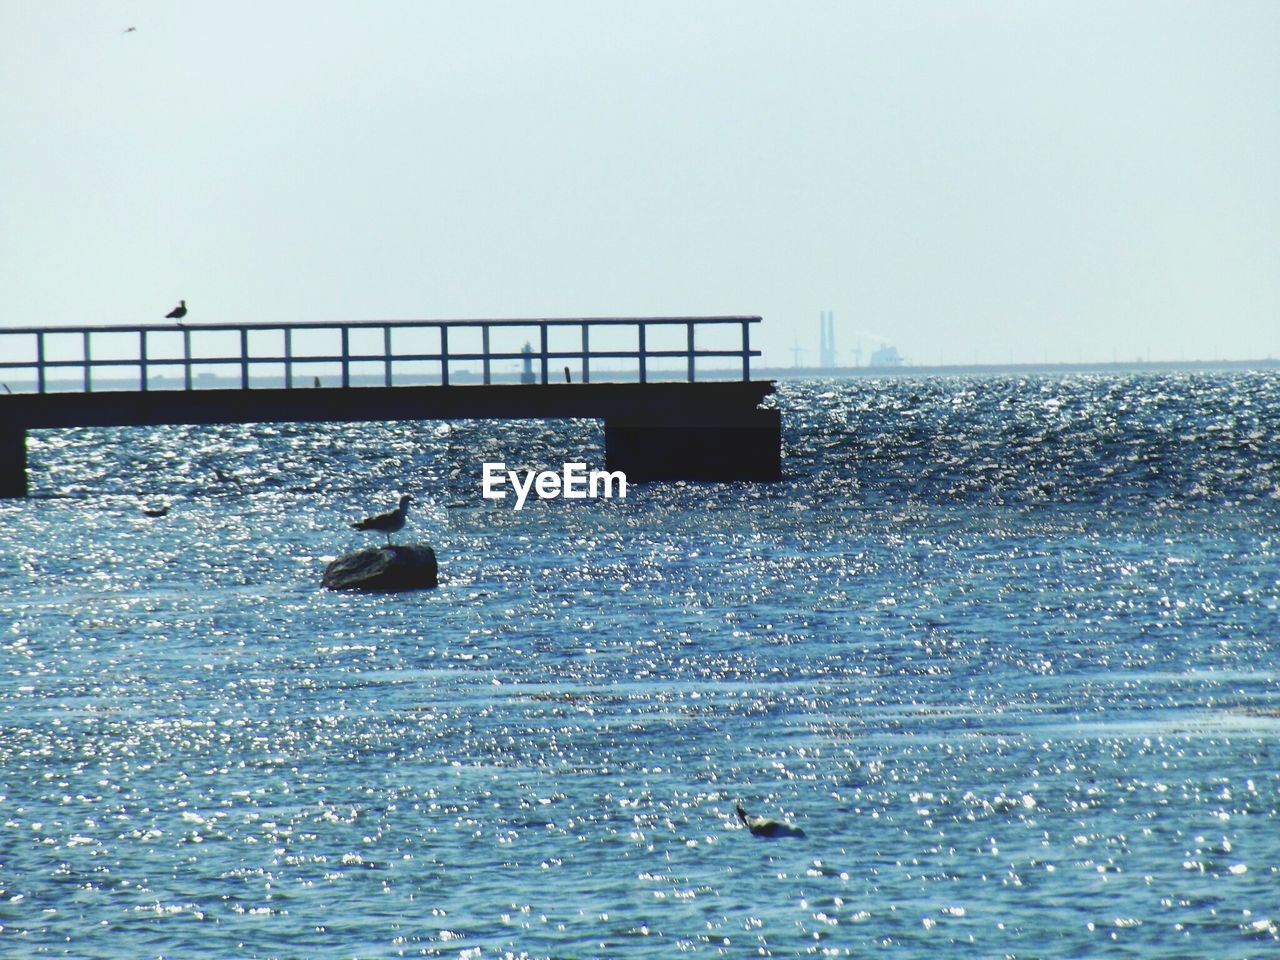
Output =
[{"x1": 819, "y1": 311, "x2": 837, "y2": 368}]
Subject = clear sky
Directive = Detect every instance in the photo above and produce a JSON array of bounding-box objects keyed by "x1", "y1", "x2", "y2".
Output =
[{"x1": 2, "y1": 1, "x2": 1277, "y2": 367}]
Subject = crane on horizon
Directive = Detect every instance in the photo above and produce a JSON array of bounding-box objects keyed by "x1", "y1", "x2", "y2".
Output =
[{"x1": 790, "y1": 335, "x2": 806, "y2": 368}]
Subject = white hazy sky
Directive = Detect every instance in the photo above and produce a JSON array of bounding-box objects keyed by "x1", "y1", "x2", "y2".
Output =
[{"x1": 2, "y1": 1, "x2": 1277, "y2": 367}]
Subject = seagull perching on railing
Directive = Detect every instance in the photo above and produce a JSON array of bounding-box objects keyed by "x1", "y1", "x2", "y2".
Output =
[{"x1": 351, "y1": 494, "x2": 414, "y2": 545}]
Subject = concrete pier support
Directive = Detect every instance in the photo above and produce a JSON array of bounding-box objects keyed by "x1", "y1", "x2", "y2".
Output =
[
  {"x1": 604, "y1": 409, "x2": 781, "y2": 482},
  {"x1": 0, "y1": 425, "x2": 27, "y2": 498}
]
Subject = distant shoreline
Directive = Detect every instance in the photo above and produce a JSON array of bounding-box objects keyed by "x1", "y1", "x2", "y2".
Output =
[{"x1": 755, "y1": 357, "x2": 1280, "y2": 379}]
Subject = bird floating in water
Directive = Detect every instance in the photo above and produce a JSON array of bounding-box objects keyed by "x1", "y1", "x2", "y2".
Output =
[
  {"x1": 211, "y1": 466, "x2": 244, "y2": 490},
  {"x1": 141, "y1": 504, "x2": 169, "y2": 518},
  {"x1": 165, "y1": 299, "x2": 187, "y2": 321},
  {"x1": 352, "y1": 494, "x2": 414, "y2": 545},
  {"x1": 736, "y1": 803, "x2": 806, "y2": 839}
]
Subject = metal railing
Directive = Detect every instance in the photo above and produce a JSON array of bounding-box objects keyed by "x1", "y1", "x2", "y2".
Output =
[{"x1": 0, "y1": 316, "x2": 761, "y2": 394}]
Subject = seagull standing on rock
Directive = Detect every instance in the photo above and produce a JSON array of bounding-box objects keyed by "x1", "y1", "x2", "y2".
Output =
[{"x1": 352, "y1": 494, "x2": 414, "y2": 545}]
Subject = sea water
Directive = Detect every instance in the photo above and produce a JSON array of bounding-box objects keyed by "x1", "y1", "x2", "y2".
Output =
[{"x1": 1, "y1": 374, "x2": 1277, "y2": 958}]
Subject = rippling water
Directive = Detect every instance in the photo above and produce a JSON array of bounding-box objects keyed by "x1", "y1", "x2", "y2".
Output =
[{"x1": 2, "y1": 374, "x2": 1278, "y2": 958}]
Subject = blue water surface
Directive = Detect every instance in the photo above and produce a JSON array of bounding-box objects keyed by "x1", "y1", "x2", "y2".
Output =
[{"x1": 1, "y1": 374, "x2": 1278, "y2": 958}]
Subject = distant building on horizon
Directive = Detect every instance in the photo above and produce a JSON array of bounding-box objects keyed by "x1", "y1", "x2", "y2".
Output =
[{"x1": 869, "y1": 344, "x2": 904, "y2": 368}]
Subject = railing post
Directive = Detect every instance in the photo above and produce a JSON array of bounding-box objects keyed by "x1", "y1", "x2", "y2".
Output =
[
  {"x1": 440, "y1": 325, "x2": 449, "y2": 386},
  {"x1": 383, "y1": 326, "x2": 392, "y2": 387},
  {"x1": 539, "y1": 323, "x2": 548, "y2": 384},
  {"x1": 285, "y1": 328, "x2": 293, "y2": 389},
  {"x1": 341, "y1": 326, "x2": 350, "y2": 388},
  {"x1": 240, "y1": 327, "x2": 249, "y2": 390},
  {"x1": 36, "y1": 332, "x2": 46, "y2": 394},
  {"x1": 83, "y1": 329, "x2": 92, "y2": 392},
  {"x1": 482, "y1": 324, "x2": 491, "y2": 385},
  {"x1": 687, "y1": 321, "x2": 695, "y2": 382},
  {"x1": 581, "y1": 322, "x2": 590, "y2": 383},
  {"x1": 140, "y1": 329, "x2": 148, "y2": 392},
  {"x1": 183, "y1": 328, "x2": 192, "y2": 390},
  {"x1": 741, "y1": 318, "x2": 750, "y2": 380},
  {"x1": 638, "y1": 322, "x2": 646, "y2": 384}
]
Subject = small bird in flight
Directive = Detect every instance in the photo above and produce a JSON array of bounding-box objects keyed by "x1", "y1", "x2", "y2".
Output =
[
  {"x1": 352, "y1": 494, "x2": 414, "y2": 546},
  {"x1": 166, "y1": 299, "x2": 187, "y2": 321}
]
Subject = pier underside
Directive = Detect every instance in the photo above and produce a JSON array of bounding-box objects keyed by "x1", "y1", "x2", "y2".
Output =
[{"x1": 0, "y1": 381, "x2": 780, "y2": 496}]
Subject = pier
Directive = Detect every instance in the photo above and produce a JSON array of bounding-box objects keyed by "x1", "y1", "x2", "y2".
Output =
[{"x1": 0, "y1": 316, "x2": 780, "y2": 497}]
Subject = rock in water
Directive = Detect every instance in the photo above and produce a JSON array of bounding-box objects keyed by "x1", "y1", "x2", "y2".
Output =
[{"x1": 322, "y1": 544, "x2": 438, "y2": 591}]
